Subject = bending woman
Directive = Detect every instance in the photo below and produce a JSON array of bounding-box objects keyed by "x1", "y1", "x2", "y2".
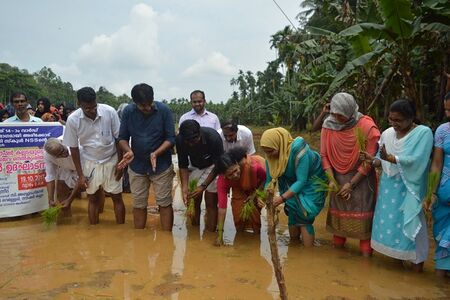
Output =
[
  {"x1": 362, "y1": 99, "x2": 433, "y2": 272},
  {"x1": 261, "y1": 127, "x2": 325, "y2": 246},
  {"x1": 320, "y1": 92, "x2": 380, "y2": 256},
  {"x1": 215, "y1": 147, "x2": 266, "y2": 245},
  {"x1": 429, "y1": 93, "x2": 450, "y2": 277}
]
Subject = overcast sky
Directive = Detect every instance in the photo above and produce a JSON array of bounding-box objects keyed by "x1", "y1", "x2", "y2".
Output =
[{"x1": 0, "y1": 0, "x2": 302, "y2": 103}]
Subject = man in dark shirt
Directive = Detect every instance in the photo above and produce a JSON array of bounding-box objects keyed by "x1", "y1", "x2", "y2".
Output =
[
  {"x1": 118, "y1": 83, "x2": 176, "y2": 230},
  {"x1": 176, "y1": 119, "x2": 224, "y2": 232}
]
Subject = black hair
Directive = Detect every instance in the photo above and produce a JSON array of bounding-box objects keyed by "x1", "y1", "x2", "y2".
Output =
[
  {"x1": 57, "y1": 103, "x2": 65, "y2": 109},
  {"x1": 37, "y1": 97, "x2": 51, "y2": 111},
  {"x1": 444, "y1": 92, "x2": 450, "y2": 101},
  {"x1": 131, "y1": 83, "x2": 154, "y2": 104},
  {"x1": 179, "y1": 119, "x2": 200, "y2": 140},
  {"x1": 0, "y1": 109, "x2": 10, "y2": 121},
  {"x1": 9, "y1": 91, "x2": 27, "y2": 103},
  {"x1": 389, "y1": 98, "x2": 417, "y2": 121},
  {"x1": 62, "y1": 105, "x2": 75, "y2": 121},
  {"x1": 215, "y1": 153, "x2": 239, "y2": 174},
  {"x1": 220, "y1": 119, "x2": 238, "y2": 132},
  {"x1": 190, "y1": 90, "x2": 205, "y2": 100},
  {"x1": 77, "y1": 87, "x2": 96, "y2": 104},
  {"x1": 227, "y1": 147, "x2": 247, "y2": 162}
]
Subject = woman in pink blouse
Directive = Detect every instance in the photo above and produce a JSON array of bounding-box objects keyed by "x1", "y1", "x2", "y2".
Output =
[{"x1": 215, "y1": 147, "x2": 266, "y2": 245}]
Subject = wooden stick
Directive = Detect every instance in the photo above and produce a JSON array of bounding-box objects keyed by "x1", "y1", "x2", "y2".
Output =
[{"x1": 266, "y1": 190, "x2": 288, "y2": 300}]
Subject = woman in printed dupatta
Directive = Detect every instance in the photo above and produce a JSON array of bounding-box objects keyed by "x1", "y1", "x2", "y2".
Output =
[
  {"x1": 260, "y1": 128, "x2": 325, "y2": 246},
  {"x1": 215, "y1": 147, "x2": 266, "y2": 245},
  {"x1": 320, "y1": 92, "x2": 380, "y2": 256},
  {"x1": 429, "y1": 93, "x2": 450, "y2": 277},
  {"x1": 362, "y1": 99, "x2": 433, "y2": 272}
]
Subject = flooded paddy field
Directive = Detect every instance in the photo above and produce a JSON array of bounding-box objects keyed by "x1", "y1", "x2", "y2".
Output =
[{"x1": 1, "y1": 182, "x2": 449, "y2": 299}]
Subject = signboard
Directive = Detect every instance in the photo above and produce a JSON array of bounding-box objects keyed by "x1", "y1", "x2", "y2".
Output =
[{"x1": 0, "y1": 123, "x2": 63, "y2": 218}]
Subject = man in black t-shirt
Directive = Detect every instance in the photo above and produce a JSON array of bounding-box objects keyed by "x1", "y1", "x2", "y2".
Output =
[{"x1": 176, "y1": 120, "x2": 224, "y2": 232}]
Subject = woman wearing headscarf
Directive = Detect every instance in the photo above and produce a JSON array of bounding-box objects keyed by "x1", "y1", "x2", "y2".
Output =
[
  {"x1": 320, "y1": 92, "x2": 380, "y2": 256},
  {"x1": 361, "y1": 99, "x2": 432, "y2": 272},
  {"x1": 261, "y1": 128, "x2": 325, "y2": 246}
]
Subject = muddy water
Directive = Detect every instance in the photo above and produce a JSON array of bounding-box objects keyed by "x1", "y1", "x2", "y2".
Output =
[{"x1": 1, "y1": 179, "x2": 449, "y2": 299}]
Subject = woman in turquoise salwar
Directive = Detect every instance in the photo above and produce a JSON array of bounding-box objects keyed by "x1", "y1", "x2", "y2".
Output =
[
  {"x1": 362, "y1": 99, "x2": 433, "y2": 272},
  {"x1": 260, "y1": 128, "x2": 326, "y2": 246},
  {"x1": 429, "y1": 93, "x2": 450, "y2": 277}
]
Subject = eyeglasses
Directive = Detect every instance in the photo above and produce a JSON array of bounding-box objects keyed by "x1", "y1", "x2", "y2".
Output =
[{"x1": 12, "y1": 99, "x2": 27, "y2": 104}]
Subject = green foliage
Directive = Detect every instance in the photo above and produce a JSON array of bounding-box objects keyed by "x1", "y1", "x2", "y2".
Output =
[
  {"x1": 3, "y1": 0, "x2": 450, "y2": 126},
  {"x1": 41, "y1": 205, "x2": 62, "y2": 228},
  {"x1": 225, "y1": 0, "x2": 450, "y2": 128},
  {"x1": 34, "y1": 67, "x2": 76, "y2": 106},
  {"x1": 0, "y1": 63, "x2": 130, "y2": 109},
  {"x1": 240, "y1": 197, "x2": 256, "y2": 222},
  {"x1": 313, "y1": 173, "x2": 340, "y2": 203},
  {"x1": 379, "y1": 0, "x2": 413, "y2": 38},
  {"x1": 96, "y1": 86, "x2": 127, "y2": 109}
]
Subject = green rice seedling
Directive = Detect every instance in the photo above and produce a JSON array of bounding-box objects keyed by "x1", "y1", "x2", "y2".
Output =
[
  {"x1": 355, "y1": 127, "x2": 369, "y2": 168},
  {"x1": 41, "y1": 205, "x2": 62, "y2": 228},
  {"x1": 425, "y1": 172, "x2": 440, "y2": 207},
  {"x1": 240, "y1": 197, "x2": 256, "y2": 222},
  {"x1": 255, "y1": 189, "x2": 267, "y2": 207},
  {"x1": 313, "y1": 173, "x2": 340, "y2": 202},
  {"x1": 255, "y1": 189, "x2": 267, "y2": 200},
  {"x1": 215, "y1": 221, "x2": 224, "y2": 246},
  {"x1": 185, "y1": 178, "x2": 199, "y2": 218},
  {"x1": 354, "y1": 127, "x2": 367, "y2": 152},
  {"x1": 313, "y1": 175, "x2": 330, "y2": 193},
  {"x1": 424, "y1": 172, "x2": 439, "y2": 226}
]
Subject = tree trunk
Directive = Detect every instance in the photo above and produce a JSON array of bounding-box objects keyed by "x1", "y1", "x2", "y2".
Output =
[
  {"x1": 400, "y1": 63, "x2": 421, "y2": 119},
  {"x1": 266, "y1": 190, "x2": 288, "y2": 300},
  {"x1": 367, "y1": 60, "x2": 399, "y2": 113}
]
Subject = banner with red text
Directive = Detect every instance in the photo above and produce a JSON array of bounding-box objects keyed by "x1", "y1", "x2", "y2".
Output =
[{"x1": 0, "y1": 123, "x2": 63, "y2": 218}]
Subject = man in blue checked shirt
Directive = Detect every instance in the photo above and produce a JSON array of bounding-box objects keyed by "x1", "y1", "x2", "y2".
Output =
[{"x1": 118, "y1": 83, "x2": 176, "y2": 230}]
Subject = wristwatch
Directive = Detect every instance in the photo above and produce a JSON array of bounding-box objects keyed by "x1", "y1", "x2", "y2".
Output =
[
  {"x1": 200, "y1": 183, "x2": 208, "y2": 189},
  {"x1": 280, "y1": 194, "x2": 287, "y2": 202}
]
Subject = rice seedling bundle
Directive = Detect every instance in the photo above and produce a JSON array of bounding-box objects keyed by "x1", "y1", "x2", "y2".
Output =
[
  {"x1": 354, "y1": 127, "x2": 367, "y2": 152},
  {"x1": 185, "y1": 178, "x2": 199, "y2": 218},
  {"x1": 255, "y1": 189, "x2": 267, "y2": 207},
  {"x1": 41, "y1": 205, "x2": 62, "y2": 228},
  {"x1": 255, "y1": 189, "x2": 267, "y2": 200},
  {"x1": 424, "y1": 172, "x2": 439, "y2": 226},
  {"x1": 425, "y1": 172, "x2": 440, "y2": 205},
  {"x1": 240, "y1": 197, "x2": 256, "y2": 221},
  {"x1": 313, "y1": 173, "x2": 340, "y2": 202}
]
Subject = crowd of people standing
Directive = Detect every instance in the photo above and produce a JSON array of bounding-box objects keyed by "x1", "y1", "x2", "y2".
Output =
[
  {"x1": 1, "y1": 85, "x2": 450, "y2": 278},
  {"x1": 0, "y1": 95, "x2": 75, "y2": 124}
]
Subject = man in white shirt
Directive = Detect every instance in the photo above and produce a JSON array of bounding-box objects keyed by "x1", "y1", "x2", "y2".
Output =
[
  {"x1": 178, "y1": 90, "x2": 220, "y2": 130},
  {"x1": 44, "y1": 138, "x2": 82, "y2": 216},
  {"x1": 218, "y1": 120, "x2": 256, "y2": 155},
  {"x1": 63, "y1": 87, "x2": 125, "y2": 225},
  {"x1": 4, "y1": 92, "x2": 43, "y2": 123}
]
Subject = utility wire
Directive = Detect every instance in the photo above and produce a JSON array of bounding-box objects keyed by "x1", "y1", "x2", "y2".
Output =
[{"x1": 271, "y1": 0, "x2": 297, "y2": 30}]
